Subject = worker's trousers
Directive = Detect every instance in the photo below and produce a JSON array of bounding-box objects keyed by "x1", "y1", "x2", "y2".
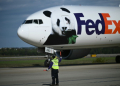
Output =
[{"x1": 51, "y1": 69, "x2": 59, "y2": 84}]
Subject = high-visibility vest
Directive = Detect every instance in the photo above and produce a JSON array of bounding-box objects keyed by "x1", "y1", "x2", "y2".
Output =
[{"x1": 52, "y1": 58, "x2": 59, "y2": 69}]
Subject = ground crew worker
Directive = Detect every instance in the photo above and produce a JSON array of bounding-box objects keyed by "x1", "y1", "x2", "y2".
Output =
[{"x1": 44, "y1": 54, "x2": 62, "y2": 86}]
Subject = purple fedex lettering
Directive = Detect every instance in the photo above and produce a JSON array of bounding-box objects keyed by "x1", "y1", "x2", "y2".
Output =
[
  {"x1": 74, "y1": 13, "x2": 105, "y2": 35},
  {"x1": 86, "y1": 19, "x2": 95, "y2": 35},
  {"x1": 74, "y1": 13, "x2": 85, "y2": 34},
  {"x1": 95, "y1": 13, "x2": 105, "y2": 35}
]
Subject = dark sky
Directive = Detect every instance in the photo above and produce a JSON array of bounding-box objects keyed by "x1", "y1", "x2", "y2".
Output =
[{"x1": 0, "y1": 0, "x2": 120, "y2": 48}]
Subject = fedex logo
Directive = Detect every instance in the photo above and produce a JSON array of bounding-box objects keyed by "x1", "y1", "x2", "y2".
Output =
[{"x1": 74, "y1": 13, "x2": 120, "y2": 35}]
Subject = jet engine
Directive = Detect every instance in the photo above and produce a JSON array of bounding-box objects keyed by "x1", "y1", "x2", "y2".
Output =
[{"x1": 55, "y1": 49, "x2": 91, "y2": 59}]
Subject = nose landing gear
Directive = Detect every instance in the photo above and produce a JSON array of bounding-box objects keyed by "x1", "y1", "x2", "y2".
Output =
[
  {"x1": 44, "y1": 59, "x2": 50, "y2": 67},
  {"x1": 44, "y1": 54, "x2": 51, "y2": 67},
  {"x1": 116, "y1": 56, "x2": 120, "y2": 63}
]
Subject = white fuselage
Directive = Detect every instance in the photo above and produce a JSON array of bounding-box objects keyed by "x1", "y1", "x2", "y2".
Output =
[{"x1": 17, "y1": 5, "x2": 120, "y2": 50}]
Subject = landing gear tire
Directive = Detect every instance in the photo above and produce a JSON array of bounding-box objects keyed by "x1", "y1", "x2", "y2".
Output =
[
  {"x1": 44, "y1": 60, "x2": 50, "y2": 67},
  {"x1": 116, "y1": 56, "x2": 120, "y2": 63}
]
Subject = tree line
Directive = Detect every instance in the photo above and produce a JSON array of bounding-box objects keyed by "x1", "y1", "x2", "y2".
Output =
[
  {"x1": 0, "y1": 47, "x2": 120, "y2": 56},
  {"x1": 90, "y1": 47, "x2": 120, "y2": 54},
  {"x1": 0, "y1": 47, "x2": 44, "y2": 56}
]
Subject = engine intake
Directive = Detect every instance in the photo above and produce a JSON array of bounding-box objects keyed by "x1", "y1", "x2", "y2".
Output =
[{"x1": 56, "y1": 49, "x2": 91, "y2": 59}]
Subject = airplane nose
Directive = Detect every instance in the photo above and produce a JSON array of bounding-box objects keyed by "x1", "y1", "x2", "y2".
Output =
[{"x1": 17, "y1": 26, "x2": 28, "y2": 41}]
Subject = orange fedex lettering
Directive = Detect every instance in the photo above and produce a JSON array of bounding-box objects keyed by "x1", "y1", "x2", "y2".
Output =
[
  {"x1": 101, "y1": 13, "x2": 112, "y2": 34},
  {"x1": 112, "y1": 20, "x2": 120, "y2": 34}
]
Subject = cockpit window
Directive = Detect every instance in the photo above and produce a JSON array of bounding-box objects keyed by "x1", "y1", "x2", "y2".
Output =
[
  {"x1": 33, "y1": 19, "x2": 38, "y2": 24},
  {"x1": 22, "y1": 20, "x2": 26, "y2": 24},
  {"x1": 25, "y1": 20, "x2": 32, "y2": 24},
  {"x1": 39, "y1": 19, "x2": 43, "y2": 24},
  {"x1": 23, "y1": 19, "x2": 43, "y2": 25}
]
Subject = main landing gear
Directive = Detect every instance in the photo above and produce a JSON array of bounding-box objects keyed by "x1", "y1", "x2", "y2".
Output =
[{"x1": 116, "y1": 55, "x2": 120, "y2": 63}]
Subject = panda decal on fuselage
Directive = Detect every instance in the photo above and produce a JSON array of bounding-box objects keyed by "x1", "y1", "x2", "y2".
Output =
[{"x1": 43, "y1": 7, "x2": 78, "y2": 45}]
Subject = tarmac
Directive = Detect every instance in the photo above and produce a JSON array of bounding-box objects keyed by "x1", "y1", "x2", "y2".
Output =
[
  {"x1": 0, "y1": 64, "x2": 120, "y2": 86},
  {"x1": 0, "y1": 54, "x2": 120, "y2": 59}
]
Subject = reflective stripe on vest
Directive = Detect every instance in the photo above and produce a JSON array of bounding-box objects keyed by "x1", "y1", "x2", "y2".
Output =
[{"x1": 52, "y1": 58, "x2": 59, "y2": 69}]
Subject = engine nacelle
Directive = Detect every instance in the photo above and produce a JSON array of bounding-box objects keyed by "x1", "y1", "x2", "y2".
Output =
[{"x1": 55, "y1": 49, "x2": 91, "y2": 59}]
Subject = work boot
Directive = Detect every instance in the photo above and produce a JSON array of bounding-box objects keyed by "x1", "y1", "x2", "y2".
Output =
[
  {"x1": 56, "y1": 83, "x2": 59, "y2": 86},
  {"x1": 50, "y1": 84, "x2": 55, "y2": 86}
]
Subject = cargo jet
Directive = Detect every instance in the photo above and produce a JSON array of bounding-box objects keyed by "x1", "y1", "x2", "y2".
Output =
[{"x1": 17, "y1": 5, "x2": 120, "y2": 66}]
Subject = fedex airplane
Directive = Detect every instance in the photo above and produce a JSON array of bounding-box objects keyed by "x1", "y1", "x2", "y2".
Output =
[{"x1": 17, "y1": 5, "x2": 120, "y2": 66}]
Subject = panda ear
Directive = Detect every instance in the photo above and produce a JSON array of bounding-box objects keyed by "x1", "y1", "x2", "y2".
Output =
[
  {"x1": 60, "y1": 7, "x2": 70, "y2": 13},
  {"x1": 43, "y1": 11, "x2": 51, "y2": 17}
]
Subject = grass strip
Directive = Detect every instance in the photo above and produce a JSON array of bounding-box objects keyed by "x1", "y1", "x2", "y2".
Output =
[
  {"x1": 0, "y1": 60, "x2": 45, "y2": 68},
  {"x1": 0, "y1": 57, "x2": 116, "y2": 68}
]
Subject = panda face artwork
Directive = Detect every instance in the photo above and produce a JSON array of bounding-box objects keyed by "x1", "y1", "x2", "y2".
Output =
[
  {"x1": 43, "y1": 7, "x2": 74, "y2": 36},
  {"x1": 56, "y1": 16, "x2": 71, "y2": 35},
  {"x1": 43, "y1": 7, "x2": 78, "y2": 45},
  {"x1": 56, "y1": 17, "x2": 70, "y2": 27}
]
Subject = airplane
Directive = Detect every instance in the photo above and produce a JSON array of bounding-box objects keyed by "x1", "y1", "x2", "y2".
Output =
[{"x1": 17, "y1": 5, "x2": 120, "y2": 66}]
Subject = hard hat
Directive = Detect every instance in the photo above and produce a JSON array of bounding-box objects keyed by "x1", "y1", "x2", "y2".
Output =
[{"x1": 52, "y1": 55, "x2": 55, "y2": 59}]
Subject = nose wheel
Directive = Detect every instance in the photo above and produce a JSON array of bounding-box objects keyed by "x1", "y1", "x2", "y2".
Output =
[
  {"x1": 116, "y1": 55, "x2": 120, "y2": 63},
  {"x1": 44, "y1": 54, "x2": 51, "y2": 67},
  {"x1": 44, "y1": 59, "x2": 50, "y2": 67}
]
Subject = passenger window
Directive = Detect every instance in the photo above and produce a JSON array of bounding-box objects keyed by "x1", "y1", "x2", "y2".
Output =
[
  {"x1": 25, "y1": 20, "x2": 32, "y2": 24},
  {"x1": 39, "y1": 19, "x2": 43, "y2": 24},
  {"x1": 33, "y1": 20, "x2": 38, "y2": 24}
]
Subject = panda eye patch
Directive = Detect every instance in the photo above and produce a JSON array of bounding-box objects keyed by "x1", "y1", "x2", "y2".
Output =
[
  {"x1": 65, "y1": 17, "x2": 70, "y2": 24},
  {"x1": 57, "y1": 19, "x2": 60, "y2": 26}
]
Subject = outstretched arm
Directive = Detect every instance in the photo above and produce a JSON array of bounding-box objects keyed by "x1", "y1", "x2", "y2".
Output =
[
  {"x1": 59, "y1": 57, "x2": 62, "y2": 63},
  {"x1": 46, "y1": 61, "x2": 53, "y2": 71},
  {"x1": 59, "y1": 51, "x2": 62, "y2": 63},
  {"x1": 43, "y1": 61, "x2": 53, "y2": 71}
]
